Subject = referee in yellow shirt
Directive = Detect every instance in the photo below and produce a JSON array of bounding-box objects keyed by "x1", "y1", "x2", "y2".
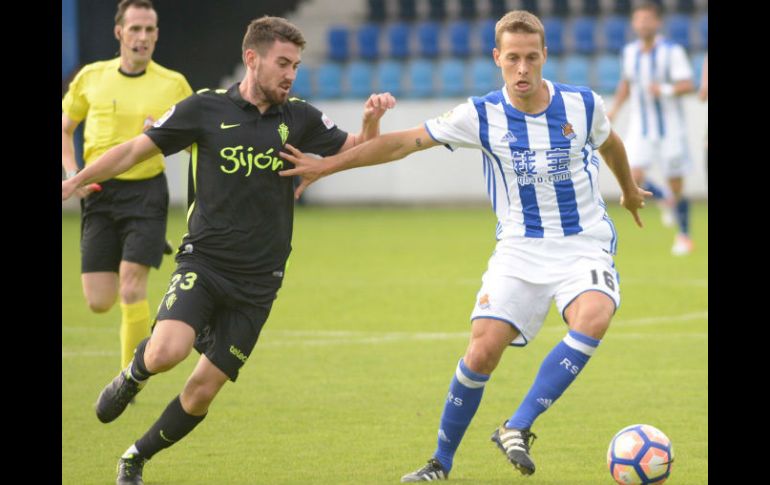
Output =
[{"x1": 62, "y1": 0, "x2": 192, "y2": 372}]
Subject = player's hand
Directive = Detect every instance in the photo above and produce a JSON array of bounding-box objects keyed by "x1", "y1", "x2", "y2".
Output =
[
  {"x1": 62, "y1": 179, "x2": 102, "y2": 201},
  {"x1": 278, "y1": 144, "x2": 328, "y2": 199},
  {"x1": 620, "y1": 186, "x2": 654, "y2": 228},
  {"x1": 143, "y1": 116, "x2": 156, "y2": 131},
  {"x1": 363, "y1": 92, "x2": 396, "y2": 123},
  {"x1": 648, "y1": 83, "x2": 661, "y2": 98}
]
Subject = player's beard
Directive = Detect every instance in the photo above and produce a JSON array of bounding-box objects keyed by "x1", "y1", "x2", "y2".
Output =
[{"x1": 256, "y1": 73, "x2": 290, "y2": 106}]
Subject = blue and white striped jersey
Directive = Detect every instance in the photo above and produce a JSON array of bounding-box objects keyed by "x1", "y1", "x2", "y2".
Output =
[
  {"x1": 425, "y1": 80, "x2": 617, "y2": 248},
  {"x1": 621, "y1": 36, "x2": 693, "y2": 142}
]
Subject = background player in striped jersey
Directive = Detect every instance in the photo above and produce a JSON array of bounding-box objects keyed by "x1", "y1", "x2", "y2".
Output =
[
  {"x1": 607, "y1": 1, "x2": 696, "y2": 255},
  {"x1": 280, "y1": 10, "x2": 650, "y2": 482},
  {"x1": 62, "y1": 0, "x2": 192, "y2": 373}
]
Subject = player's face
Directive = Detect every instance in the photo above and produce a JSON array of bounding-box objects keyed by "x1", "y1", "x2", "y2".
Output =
[
  {"x1": 631, "y1": 9, "x2": 661, "y2": 41},
  {"x1": 494, "y1": 32, "x2": 546, "y2": 100},
  {"x1": 115, "y1": 6, "x2": 158, "y2": 66},
  {"x1": 255, "y1": 40, "x2": 301, "y2": 105}
]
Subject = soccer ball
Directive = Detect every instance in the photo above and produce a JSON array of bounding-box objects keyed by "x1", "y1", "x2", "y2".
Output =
[{"x1": 607, "y1": 424, "x2": 674, "y2": 484}]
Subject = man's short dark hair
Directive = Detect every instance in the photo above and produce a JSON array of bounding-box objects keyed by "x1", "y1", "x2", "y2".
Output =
[
  {"x1": 242, "y1": 16, "x2": 306, "y2": 55},
  {"x1": 633, "y1": 1, "x2": 662, "y2": 18},
  {"x1": 115, "y1": 0, "x2": 155, "y2": 25}
]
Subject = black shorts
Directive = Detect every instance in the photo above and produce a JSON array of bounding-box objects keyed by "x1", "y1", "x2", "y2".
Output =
[
  {"x1": 154, "y1": 260, "x2": 284, "y2": 381},
  {"x1": 80, "y1": 173, "x2": 169, "y2": 273}
]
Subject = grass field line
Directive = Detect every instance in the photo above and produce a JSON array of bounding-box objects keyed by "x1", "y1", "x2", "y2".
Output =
[{"x1": 63, "y1": 311, "x2": 707, "y2": 357}]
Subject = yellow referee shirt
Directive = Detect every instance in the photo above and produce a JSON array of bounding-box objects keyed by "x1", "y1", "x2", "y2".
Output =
[{"x1": 62, "y1": 58, "x2": 192, "y2": 180}]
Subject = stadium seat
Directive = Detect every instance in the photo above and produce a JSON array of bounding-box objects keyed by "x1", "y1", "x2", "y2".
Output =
[
  {"x1": 316, "y1": 62, "x2": 343, "y2": 99},
  {"x1": 542, "y1": 55, "x2": 561, "y2": 84},
  {"x1": 367, "y1": 0, "x2": 387, "y2": 23},
  {"x1": 604, "y1": 15, "x2": 629, "y2": 54},
  {"x1": 562, "y1": 56, "x2": 591, "y2": 87},
  {"x1": 328, "y1": 26, "x2": 350, "y2": 62},
  {"x1": 489, "y1": 0, "x2": 507, "y2": 18},
  {"x1": 439, "y1": 59, "x2": 466, "y2": 97},
  {"x1": 699, "y1": 14, "x2": 708, "y2": 50},
  {"x1": 551, "y1": 0, "x2": 570, "y2": 17},
  {"x1": 675, "y1": 0, "x2": 696, "y2": 14},
  {"x1": 459, "y1": 0, "x2": 476, "y2": 20},
  {"x1": 291, "y1": 66, "x2": 313, "y2": 99},
  {"x1": 417, "y1": 21, "x2": 441, "y2": 58},
  {"x1": 449, "y1": 20, "x2": 472, "y2": 58},
  {"x1": 521, "y1": 0, "x2": 540, "y2": 16},
  {"x1": 582, "y1": 0, "x2": 601, "y2": 16},
  {"x1": 480, "y1": 19, "x2": 496, "y2": 55},
  {"x1": 573, "y1": 16, "x2": 597, "y2": 55},
  {"x1": 667, "y1": 14, "x2": 691, "y2": 50},
  {"x1": 428, "y1": 0, "x2": 447, "y2": 21},
  {"x1": 398, "y1": 0, "x2": 417, "y2": 21},
  {"x1": 407, "y1": 59, "x2": 435, "y2": 98},
  {"x1": 358, "y1": 23, "x2": 381, "y2": 60},
  {"x1": 470, "y1": 57, "x2": 499, "y2": 94},
  {"x1": 347, "y1": 61, "x2": 375, "y2": 98},
  {"x1": 595, "y1": 54, "x2": 622, "y2": 94},
  {"x1": 543, "y1": 17, "x2": 565, "y2": 56},
  {"x1": 377, "y1": 60, "x2": 403, "y2": 97},
  {"x1": 388, "y1": 22, "x2": 411, "y2": 59},
  {"x1": 614, "y1": 0, "x2": 632, "y2": 15}
]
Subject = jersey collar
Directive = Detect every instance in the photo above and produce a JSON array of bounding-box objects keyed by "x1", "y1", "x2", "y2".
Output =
[{"x1": 227, "y1": 82, "x2": 284, "y2": 116}]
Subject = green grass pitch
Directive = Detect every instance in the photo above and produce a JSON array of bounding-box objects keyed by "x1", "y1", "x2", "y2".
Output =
[{"x1": 62, "y1": 202, "x2": 707, "y2": 484}]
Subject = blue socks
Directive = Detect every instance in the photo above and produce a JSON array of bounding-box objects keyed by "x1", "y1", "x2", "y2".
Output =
[
  {"x1": 676, "y1": 198, "x2": 690, "y2": 235},
  {"x1": 433, "y1": 358, "x2": 490, "y2": 473},
  {"x1": 641, "y1": 180, "x2": 666, "y2": 200},
  {"x1": 507, "y1": 329, "x2": 600, "y2": 430}
]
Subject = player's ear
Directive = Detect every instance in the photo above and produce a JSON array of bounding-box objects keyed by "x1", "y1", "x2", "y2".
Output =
[
  {"x1": 114, "y1": 24, "x2": 122, "y2": 42},
  {"x1": 493, "y1": 47, "x2": 501, "y2": 67},
  {"x1": 244, "y1": 49, "x2": 257, "y2": 70}
]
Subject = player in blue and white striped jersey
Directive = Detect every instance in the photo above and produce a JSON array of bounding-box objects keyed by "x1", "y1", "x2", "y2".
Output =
[
  {"x1": 607, "y1": 1, "x2": 696, "y2": 255},
  {"x1": 280, "y1": 10, "x2": 650, "y2": 482}
]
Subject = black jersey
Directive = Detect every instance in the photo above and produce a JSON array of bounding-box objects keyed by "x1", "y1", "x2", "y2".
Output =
[{"x1": 145, "y1": 83, "x2": 348, "y2": 277}]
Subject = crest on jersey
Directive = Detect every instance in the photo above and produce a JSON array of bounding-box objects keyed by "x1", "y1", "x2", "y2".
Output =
[
  {"x1": 561, "y1": 122, "x2": 577, "y2": 140},
  {"x1": 153, "y1": 105, "x2": 176, "y2": 128},
  {"x1": 478, "y1": 294, "x2": 491, "y2": 309},
  {"x1": 278, "y1": 122, "x2": 289, "y2": 145},
  {"x1": 321, "y1": 113, "x2": 335, "y2": 129}
]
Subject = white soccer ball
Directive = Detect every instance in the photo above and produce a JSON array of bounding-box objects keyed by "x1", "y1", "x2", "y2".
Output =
[{"x1": 607, "y1": 424, "x2": 674, "y2": 484}]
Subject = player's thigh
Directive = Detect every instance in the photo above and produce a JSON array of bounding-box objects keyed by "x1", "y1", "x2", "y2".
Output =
[
  {"x1": 470, "y1": 262, "x2": 553, "y2": 347},
  {"x1": 80, "y1": 211, "x2": 122, "y2": 274},
  {"x1": 120, "y1": 216, "x2": 167, "y2": 270},
  {"x1": 155, "y1": 262, "x2": 218, "y2": 336},
  {"x1": 554, "y1": 255, "x2": 621, "y2": 329},
  {"x1": 194, "y1": 297, "x2": 275, "y2": 383}
]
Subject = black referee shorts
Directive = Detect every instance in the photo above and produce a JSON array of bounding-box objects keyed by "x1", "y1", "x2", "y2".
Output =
[
  {"x1": 154, "y1": 260, "x2": 283, "y2": 382},
  {"x1": 80, "y1": 173, "x2": 169, "y2": 273}
]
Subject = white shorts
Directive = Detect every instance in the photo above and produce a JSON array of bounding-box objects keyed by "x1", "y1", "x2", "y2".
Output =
[
  {"x1": 625, "y1": 135, "x2": 691, "y2": 178},
  {"x1": 470, "y1": 233, "x2": 621, "y2": 346}
]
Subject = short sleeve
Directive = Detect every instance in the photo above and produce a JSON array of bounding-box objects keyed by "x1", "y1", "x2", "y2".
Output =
[
  {"x1": 589, "y1": 91, "x2": 611, "y2": 147},
  {"x1": 62, "y1": 68, "x2": 89, "y2": 121},
  {"x1": 297, "y1": 102, "x2": 349, "y2": 156},
  {"x1": 144, "y1": 94, "x2": 200, "y2": 155},
  {"x1": 669, "y1": 44, "x2": 693, "y2": 82},
  {"x1": 423, "y1": 101, "x2": 480, "y2": 151}
]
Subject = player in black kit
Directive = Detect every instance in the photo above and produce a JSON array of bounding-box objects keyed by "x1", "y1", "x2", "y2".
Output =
[{"x1": 61, "y1": 16, "x2": 396, "y2": 485}]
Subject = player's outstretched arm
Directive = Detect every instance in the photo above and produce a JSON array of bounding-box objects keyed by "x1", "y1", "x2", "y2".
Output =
[
  {"x1": 62, "y1": 134, "x2": 161, "y2": 201},
  {"x1": 279, "y1": 125, "x2": 439, "y2": 199},
  {"x1": 598, "y1": 130, "x2": 653, "y2": 228}
]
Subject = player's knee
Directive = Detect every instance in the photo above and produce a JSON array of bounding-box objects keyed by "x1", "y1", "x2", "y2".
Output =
[
  {"x1": 464, "y1": 346, "x2": 501, "y2": 375},
  {"x1": 182, "y1": 377, "x2": 220, "y2": 413},
  {"x1": 86, "y1": 296, "x2": 114, "y2": 313},
  {"x1": 571, "y1": 310, "x2": 613, "y2": 339},
  {"x1": 144, "y1": 340, "x2": 190, "y2": 371},
  {"x1": 119, "y1": 281, "x2": 146, "y2": 304}
]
